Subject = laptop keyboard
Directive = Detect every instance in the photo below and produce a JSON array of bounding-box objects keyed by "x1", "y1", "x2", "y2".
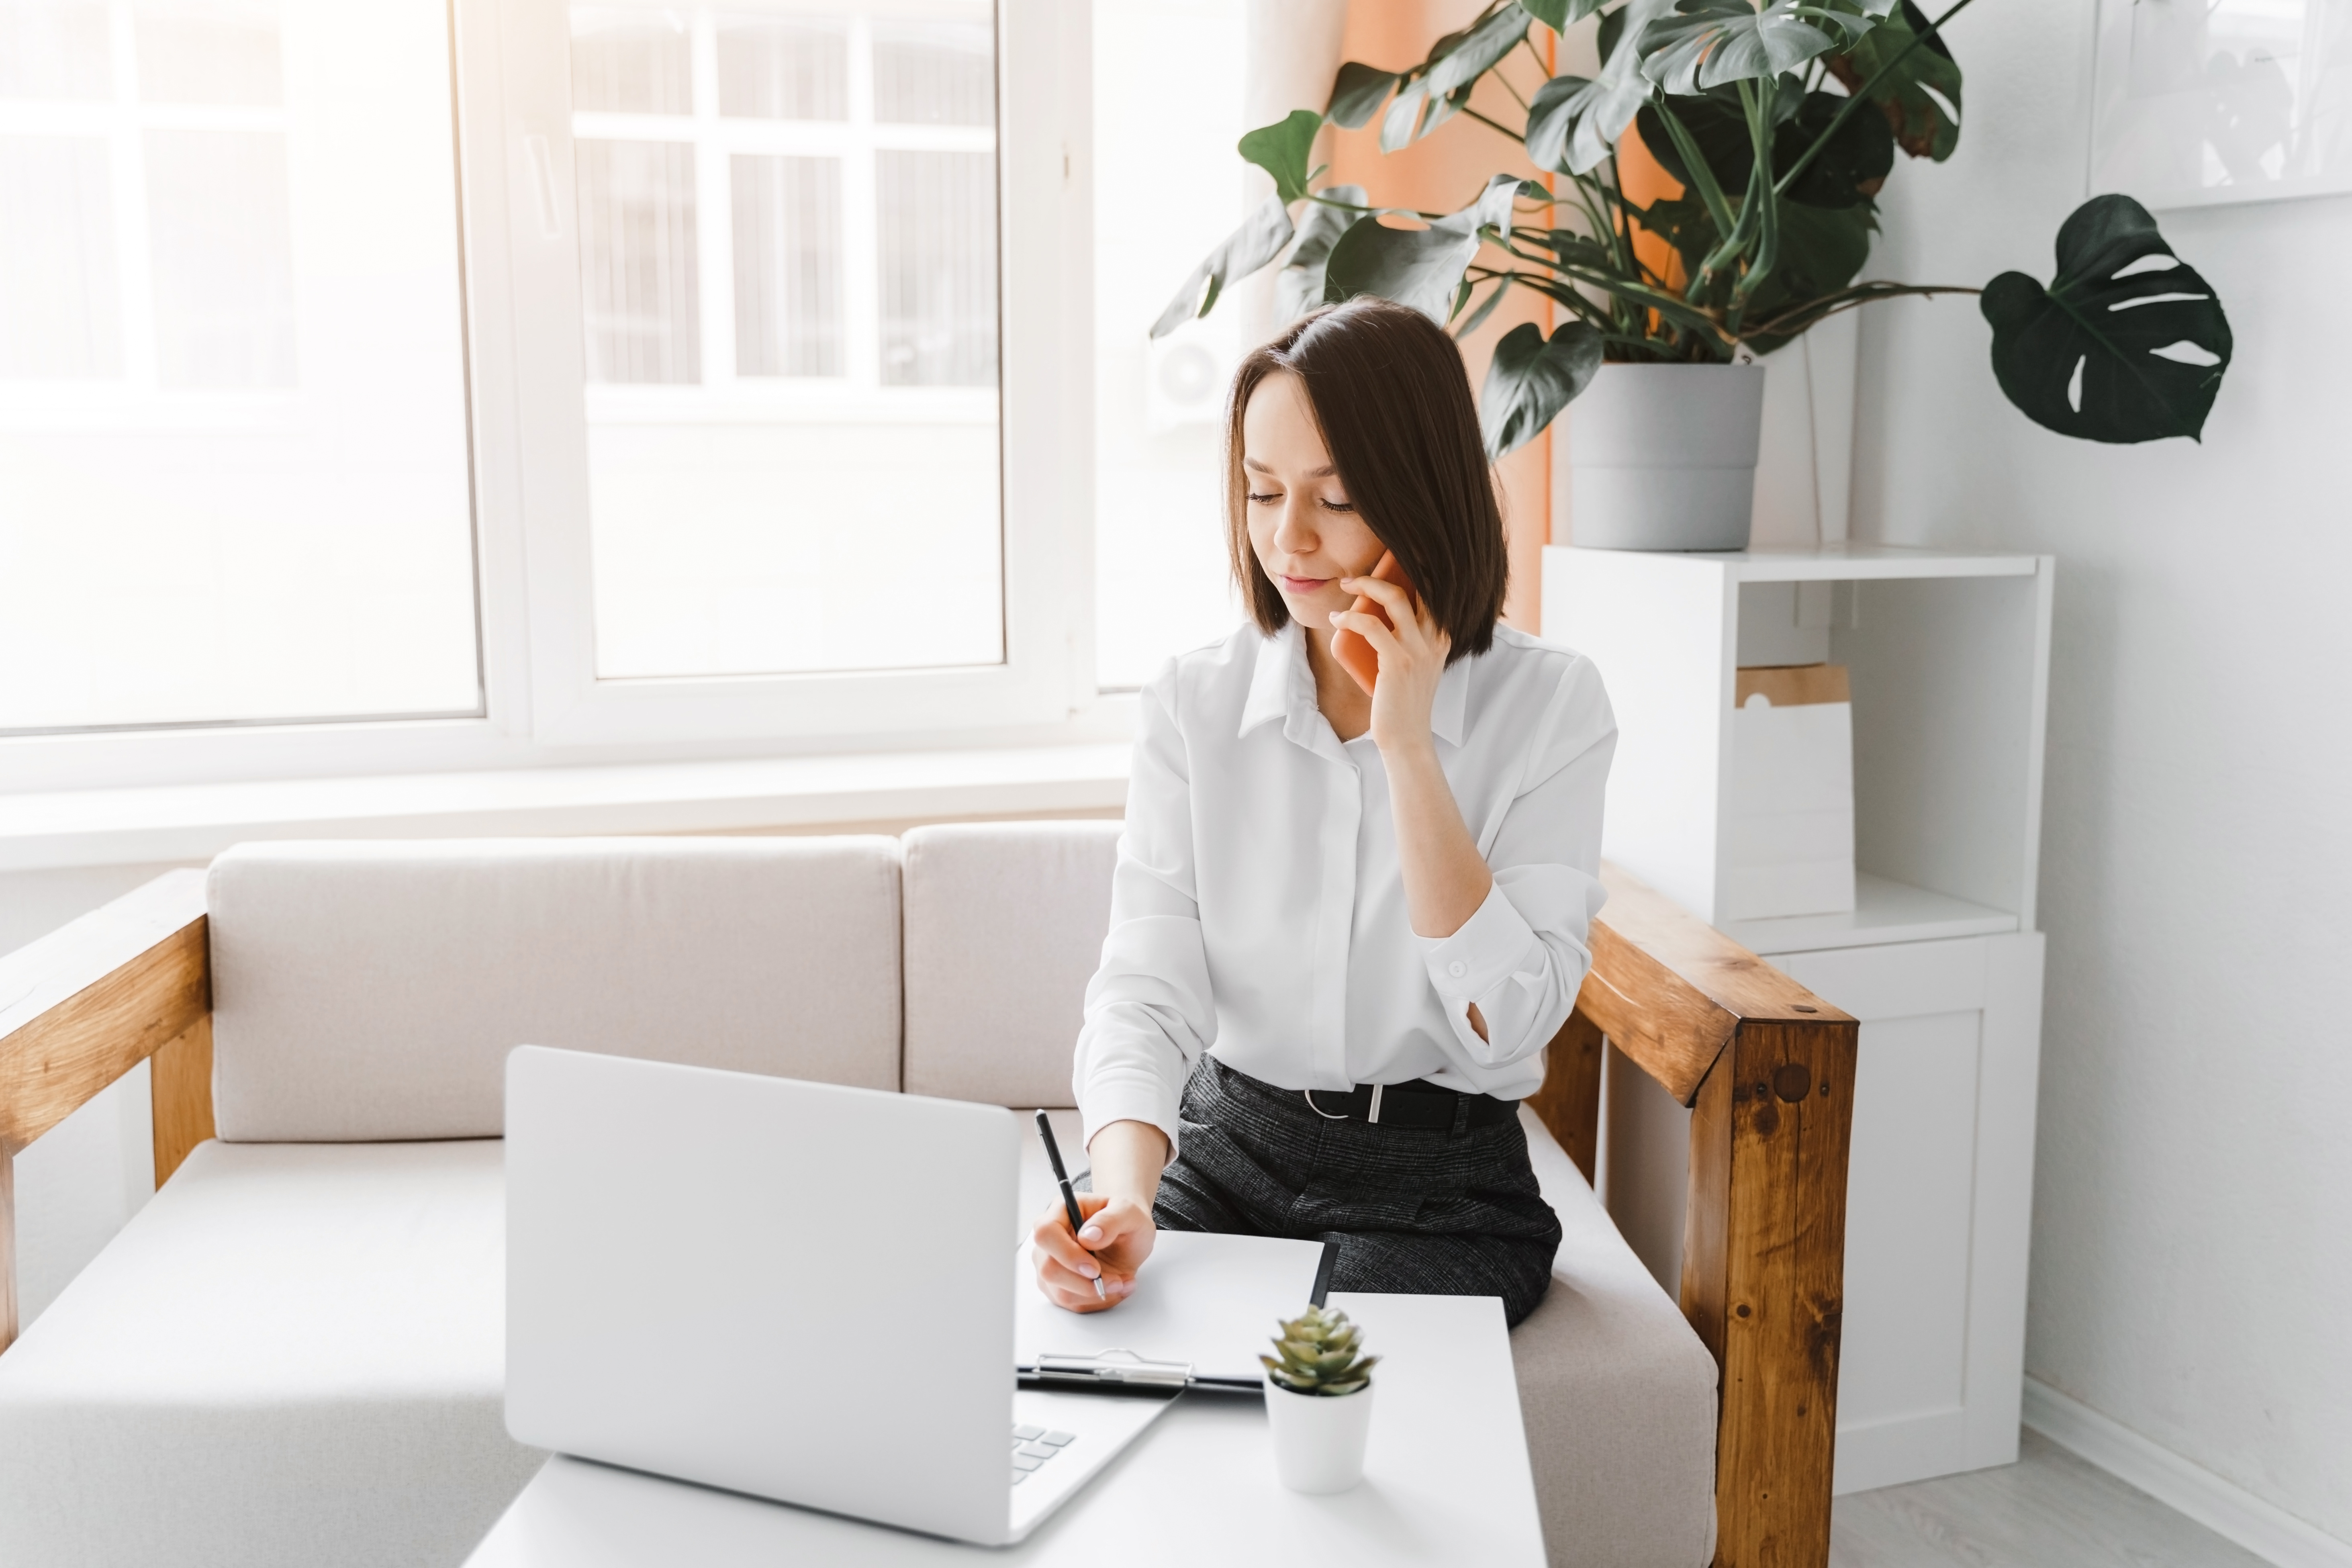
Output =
[{"x1": 1009, "y1": 1424, "x2": 1076, "y2": 1486}]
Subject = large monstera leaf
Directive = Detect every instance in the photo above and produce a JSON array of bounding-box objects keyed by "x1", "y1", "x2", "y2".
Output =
[
  {"x1": 1824, "y1": 0, "x2": 1962, "y2": 159},
  {"x1": 1639, "y1": 0, "x2": 1855, "y2": 94},
  {"x1": 1525, "y1": 0, "x2": 1678, "y2": 174},
  {"x1": 1981, "y1": 195, "x2": 2232, "y2": 443},
  {"x1": 1323, "y1": 175, "x2": 1526, "y2": 325},
  {"x1": 1481, "y1": 321, "x2": 1604, "y2": 458}
]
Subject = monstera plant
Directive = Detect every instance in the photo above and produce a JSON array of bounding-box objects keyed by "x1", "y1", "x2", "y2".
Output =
[{"x1": 1153, "y1": 0, "x2": 2235, "y2": 461}]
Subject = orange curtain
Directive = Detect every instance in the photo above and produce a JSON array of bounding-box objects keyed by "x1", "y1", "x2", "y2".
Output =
[{"x1": 1322, "y1": 2, "x2": 1553, "y2": 630}]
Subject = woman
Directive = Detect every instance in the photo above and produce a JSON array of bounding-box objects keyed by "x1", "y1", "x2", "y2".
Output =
[{"x1": 1032, "y1": 296, "x2": 1614, "y2": 1328}]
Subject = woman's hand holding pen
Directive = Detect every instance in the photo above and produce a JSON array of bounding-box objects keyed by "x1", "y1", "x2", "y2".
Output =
[
  {"x1": 1031, "y1": 1194, "x2": 1154, "y2": 1312},
  {"x1": 1032, "y1": 1118, "x2": 1168, "y2": 1312}
]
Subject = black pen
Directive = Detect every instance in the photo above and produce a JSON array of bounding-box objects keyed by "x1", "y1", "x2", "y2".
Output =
[{"x1": 1035, "y1": 1110, "x2": 1107, "y2": 1301}]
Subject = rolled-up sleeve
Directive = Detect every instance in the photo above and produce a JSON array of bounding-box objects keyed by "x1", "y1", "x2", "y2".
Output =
[
  {"x1": 1073, "y1": 665, "x2": 1216, "y2": 1155},
  {"x1": 1416, "y1": 659, "x2": 1615, "y2": 1072}
]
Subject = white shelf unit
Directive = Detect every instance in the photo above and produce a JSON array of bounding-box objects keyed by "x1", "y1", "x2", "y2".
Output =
[{"x1": 1543, "y1": 542, "x2": 2054, "y2": 1496}]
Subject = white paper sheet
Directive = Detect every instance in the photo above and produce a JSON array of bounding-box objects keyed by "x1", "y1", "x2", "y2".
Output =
[{"x1": 1014, "y1": 1230, "x2": 1327, "y2": 1383}]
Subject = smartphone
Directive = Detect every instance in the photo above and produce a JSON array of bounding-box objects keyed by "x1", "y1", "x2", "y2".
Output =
[{"x1": 1330, "y1": 550, "x2": 1417, "y2": 698}]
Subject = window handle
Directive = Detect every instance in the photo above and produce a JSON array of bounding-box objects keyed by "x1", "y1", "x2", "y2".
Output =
[{"x1": 525, "y1": 133, "x2": 560, "y2": 239}]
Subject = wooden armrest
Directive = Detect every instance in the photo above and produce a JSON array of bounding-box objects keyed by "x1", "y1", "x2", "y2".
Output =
[
  {"x1": 0, "y1": 868, "x2": 212, "y2": 1352},
  {"x1": 1525, "y1": 861, "x2": 1858, "y2": 1568}
]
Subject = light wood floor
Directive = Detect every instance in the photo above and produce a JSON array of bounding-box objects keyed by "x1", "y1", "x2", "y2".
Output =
[{"x1": 1831, "y1": 1429, "x2": 2271, "y2": 1568}]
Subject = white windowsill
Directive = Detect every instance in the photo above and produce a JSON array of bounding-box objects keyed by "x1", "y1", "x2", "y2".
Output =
[{"x1": 0, "y1": 743, "x2": 1133, "y2": 873}]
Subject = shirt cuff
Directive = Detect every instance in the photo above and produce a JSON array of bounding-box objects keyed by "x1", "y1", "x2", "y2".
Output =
[
  {"x1": 1418, "y1": 881, "x2": 1539, "y2": 1004},
  {"x1": 1078, "y1": 1068, "x2": 1185, "y2": 1161}
]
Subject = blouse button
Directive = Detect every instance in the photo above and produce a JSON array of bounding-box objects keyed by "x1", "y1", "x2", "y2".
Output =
[{"x1": 1447, "y1": 961, "x2": 1468, "y2": 979}]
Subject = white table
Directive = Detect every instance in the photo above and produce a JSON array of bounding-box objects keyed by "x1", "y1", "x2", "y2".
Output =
[{"x1": 464, "y1": 1292, "x2": 1545, "y2": 1566}]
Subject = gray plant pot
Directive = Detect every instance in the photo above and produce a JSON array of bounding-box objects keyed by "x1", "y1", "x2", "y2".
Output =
[{"x1": 1555, "y1": 362, "x2": 1766, "y2": 551}]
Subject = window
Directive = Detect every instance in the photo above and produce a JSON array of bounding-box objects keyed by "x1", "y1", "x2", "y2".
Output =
[
  {"x1": 0, "y1": 0, "x2": 1091, "y2": 787},
  {"x1": 0, "y1": 0, "x2": 480, "y2": 734},
  {"x1": 562, "y1": 2, "x2": 1004, "y2": 683}
]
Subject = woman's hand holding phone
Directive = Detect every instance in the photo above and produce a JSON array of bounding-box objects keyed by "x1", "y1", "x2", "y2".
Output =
[{"x1": 1329, "y1": 553, "x2": 1449, "y2": 761}]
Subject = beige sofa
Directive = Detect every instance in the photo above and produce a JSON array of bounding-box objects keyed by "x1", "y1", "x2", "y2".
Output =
[{"x1": 0, "y1": 826, "x2": 1717, "y2": 1567}]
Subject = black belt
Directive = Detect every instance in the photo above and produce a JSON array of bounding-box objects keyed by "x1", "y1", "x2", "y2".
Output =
[{"x1": 1298, "y1": 1079, "x2": 1519, "y2": 1132}]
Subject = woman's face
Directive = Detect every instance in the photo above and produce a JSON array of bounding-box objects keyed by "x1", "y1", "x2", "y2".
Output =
[{"x1": 1242, "y1": 370, "x2": 1385, "y2": 637}]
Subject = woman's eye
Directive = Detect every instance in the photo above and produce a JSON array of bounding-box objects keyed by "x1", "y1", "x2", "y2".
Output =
[
  {"x1": 1319, "y1": 498, "x2": 1357, "y2": 514},
  {"x1": 1247, "y1": 491, "x2": 1281, "y2": 505}
]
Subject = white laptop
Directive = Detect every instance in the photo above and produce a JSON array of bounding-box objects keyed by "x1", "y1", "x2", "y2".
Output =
[{"x1": 504, "y1": 1045, "x2": 1177, "y2": 1548}]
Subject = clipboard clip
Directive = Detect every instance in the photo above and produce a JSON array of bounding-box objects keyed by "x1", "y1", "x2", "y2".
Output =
[{"x1": 1028, "y1": 1348, "x2": 1195, "y2": 1389}]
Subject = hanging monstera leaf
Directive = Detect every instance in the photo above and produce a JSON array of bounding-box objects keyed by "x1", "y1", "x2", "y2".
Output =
[
  {"x1": 1481, "y1": 321, "x2": 1604, "y2": 459},
  {"x1": 1982, "y1": 195, "x2": 2233, "y2": 444}
]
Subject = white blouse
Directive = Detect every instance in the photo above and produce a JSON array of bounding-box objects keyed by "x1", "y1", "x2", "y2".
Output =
[{"x1": 1073, "y1": 619, "x2": 1617, "y2": 1153}]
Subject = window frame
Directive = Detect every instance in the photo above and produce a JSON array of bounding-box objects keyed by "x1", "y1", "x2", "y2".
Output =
[{"x1": 0, "y1": 0, "x2": 1107, "y2": 796}]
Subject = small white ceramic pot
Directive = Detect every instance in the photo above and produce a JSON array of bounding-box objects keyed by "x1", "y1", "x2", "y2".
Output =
[
  {"x1": 1555, "y1": 361, "x2": 1766, "y2": 551},
  {"x1": 1263, "y1": 1379, "x2": 1374, "y2": 1494}
]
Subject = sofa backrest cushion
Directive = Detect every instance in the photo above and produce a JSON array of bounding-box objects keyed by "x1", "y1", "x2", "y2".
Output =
[
  {"x1": 901, "y1": 820, "x2": 1120, "y2": 1109},
  {"x1": 208, "y1": 837, "x2": 903, "y2": 1141}
]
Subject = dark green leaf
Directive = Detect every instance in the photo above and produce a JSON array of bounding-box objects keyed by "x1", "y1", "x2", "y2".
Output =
[
  {"x1": 1238, "y1": 110, "x2": 1323, "y2": 204},
  {"x1": 1277, "y1": 186, "x2": 1372, "y2": 322},
  {"x1": 1780, "y1": 87, "x2": 1895, "y2": 206},
  {"x1": 1328, "y1": 62, "x2": 1399, "y2": 129},
  {"x1": 1634, "y1": 88, "x2": 1754, "y2": 190},
  {"x1": 1597, "y1": 4, "x2": 1627, "y2": 62},
  {"x1": 1739, "y1": 198, "x2": 1878, "y2": 349},
  {"x1": 1522, "y1": 0, "x2": 1571, "y2": 29},
  {"x1": 1324, "y1": 219, "x2": 1474, "y2": 323},
  {"x1": 1981, "y1": 194, "x2": 2232, "y2": 443},
  {"x1": 1322, "y1": 174, "x2": 1519, "y2": 324},
  {"x1": 1641, "y1": 0, "x2": 1839, "y2": 93},
  {"x1": 1150, "y1": 193, "x2": 1296, "y2": 338},
  {"x1": 1524, "y1": 227, "x2": 1622, "y2": 270},
  {"x1": 1639, "y1": 84, "x2": 1889, "y2": 208},
  {"x1": 1823, "y1": 0, "x2": 1962, "y2": 159},
  {"x1": 1481, "y1": 320, "x2": 1604, "y2": 456}
]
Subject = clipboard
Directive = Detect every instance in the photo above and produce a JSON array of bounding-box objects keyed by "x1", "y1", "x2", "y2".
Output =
[{"x1": 1015, "y1": 1233, "x2": 1340, "y2": 1396}]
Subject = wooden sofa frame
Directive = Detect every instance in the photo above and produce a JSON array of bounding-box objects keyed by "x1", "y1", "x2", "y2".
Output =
[{"x1": 0, "y1": 861, "x2": 1857, "y2": 1567}]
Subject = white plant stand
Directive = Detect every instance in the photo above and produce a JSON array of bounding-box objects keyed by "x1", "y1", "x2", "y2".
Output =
[{"x1": 1543, "y1": 542, "x2": 2054, "y2": 1496}]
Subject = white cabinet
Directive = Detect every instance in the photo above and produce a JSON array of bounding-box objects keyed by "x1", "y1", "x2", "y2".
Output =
[{"x1": 1543, "y1": 544, "x2": 2054, "y2": 1494}]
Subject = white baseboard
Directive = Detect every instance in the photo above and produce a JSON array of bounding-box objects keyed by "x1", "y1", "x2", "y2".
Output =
[{"x1": 2021, "y1": 1377, "x2": 2352, "y2": 1568}]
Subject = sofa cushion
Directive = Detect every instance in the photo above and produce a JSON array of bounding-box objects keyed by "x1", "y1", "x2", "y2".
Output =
[
  {"x1": 1514, "y1": 1107, "x2": 1719, "y2": 1568},
  {"x1": 902, "y1": 820, "x2": 1121, "y2": 1108},
  {"x1": 0, "y1": 1138, "x2": 543, "y2": 1568},
  {"x1": 209, "y1": 837, "x2": 903, "y2": 1141}
]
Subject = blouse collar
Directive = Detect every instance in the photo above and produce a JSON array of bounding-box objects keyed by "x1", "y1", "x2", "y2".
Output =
[{"x1": 1238, "y1": 622, "x2": 1469, "y2": 748}]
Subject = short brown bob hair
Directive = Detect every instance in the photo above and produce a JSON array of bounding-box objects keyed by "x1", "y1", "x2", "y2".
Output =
[{"x1": 1224, "y1": 296, "x2": 1508, "y2": 662}]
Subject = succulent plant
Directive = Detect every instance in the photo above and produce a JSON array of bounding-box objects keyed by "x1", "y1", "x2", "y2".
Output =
[{"x1": 1261, "y1": 1304, "x2": 1378, "y2": 1398}]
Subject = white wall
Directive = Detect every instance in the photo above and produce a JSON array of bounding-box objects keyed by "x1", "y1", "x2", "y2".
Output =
[{"x1": 1851, "y1": 0, "x2": 2352, "y2": 1546}]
